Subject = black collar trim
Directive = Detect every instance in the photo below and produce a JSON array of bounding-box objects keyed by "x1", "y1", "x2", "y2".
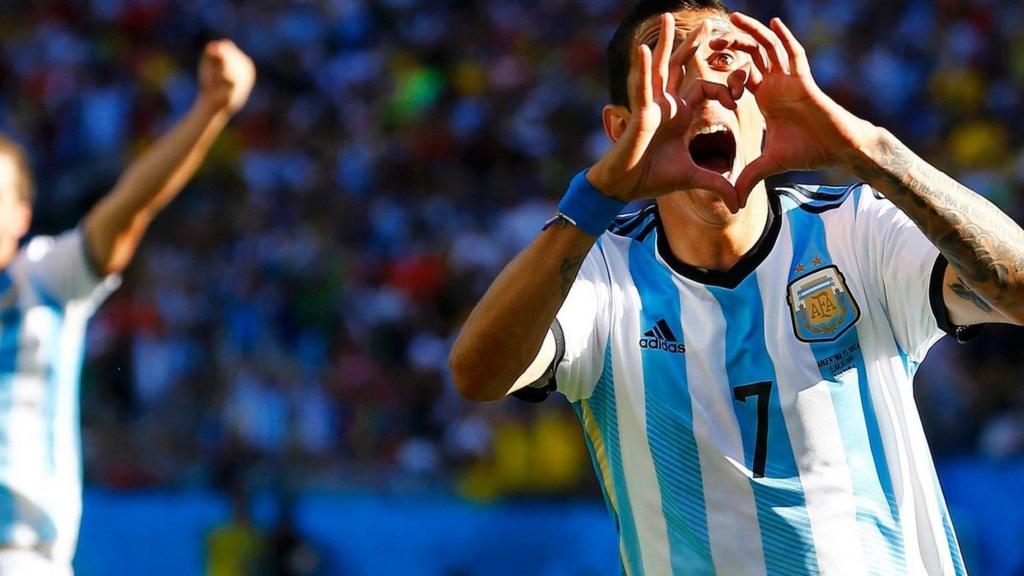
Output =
[{"x1": 654, "y1": 191, "x2": 783, "y2": 289}]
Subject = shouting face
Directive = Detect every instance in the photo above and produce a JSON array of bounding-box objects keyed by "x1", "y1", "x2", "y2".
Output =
[{"x1": 630, "y1": 10, "x2": 766, "y2": 218}]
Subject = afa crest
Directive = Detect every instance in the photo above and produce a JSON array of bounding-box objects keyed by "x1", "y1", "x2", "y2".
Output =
[{"x1": 786, "y1": 265, "x2": 860, "y2": 343}]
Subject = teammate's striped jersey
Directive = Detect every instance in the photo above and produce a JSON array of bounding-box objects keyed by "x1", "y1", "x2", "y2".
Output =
[
  {"x1": 0, "y1": 230, "x2": 117, "y2": 565},
  {"x1": 544, "y1": 184, "x2": 969, "y2": 575}
]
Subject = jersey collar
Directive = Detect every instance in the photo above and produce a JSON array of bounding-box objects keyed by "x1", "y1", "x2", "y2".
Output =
[{"x1": 654, "y1": 190, "x2": 782, "y2": 289}]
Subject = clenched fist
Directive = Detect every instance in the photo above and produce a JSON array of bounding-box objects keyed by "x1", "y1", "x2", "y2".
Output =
[{"x1": 197, "y1": 40, "x2": 256, "y2": 116}]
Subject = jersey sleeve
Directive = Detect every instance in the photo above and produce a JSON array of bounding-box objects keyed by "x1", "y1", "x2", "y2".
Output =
[
  {"x1": 853, "y1": 186, "x2": 970, "y2": 363},
  {"x1": 510, "y1": 241, "x2": 613, "y2": 404},
  {"x1": 553, "y1": 242, "x2": 614, "y2": 402},
  {"x1": 18, "y1": 229, "x2": 120, "y2": 311}
]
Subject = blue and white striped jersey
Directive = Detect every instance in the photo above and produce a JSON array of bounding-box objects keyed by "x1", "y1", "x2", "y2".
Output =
[
  {"x1": 547, "y1": 184, "x2": 967, "y2": 575},
  {"x1": 0, "y1": 230, "x2": 117, "y2": 565}
]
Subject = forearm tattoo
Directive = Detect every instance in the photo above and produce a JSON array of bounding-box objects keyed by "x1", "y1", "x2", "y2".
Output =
[
  {"x1": 559, "y1": 255, "x2": 586, "y2": 300},
  {"x1": 863, "y1": 133, "x2": 1024, "y2": 315},
  {"x1": 949, "y1": 278, "x2": 994, "y2": 313}
]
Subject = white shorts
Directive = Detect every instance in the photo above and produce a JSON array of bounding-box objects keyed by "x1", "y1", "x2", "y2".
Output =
[{"x1": 0, "y1": 549, "x2": 72, "y2": 576}]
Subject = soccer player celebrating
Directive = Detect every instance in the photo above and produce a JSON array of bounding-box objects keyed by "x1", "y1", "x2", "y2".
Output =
[
  {"x1": 0, "y1": 40, "x2": 254, "y2": 574},
  {"x1": 450, "y1": 1, "x2": 1022, "y2": 573}
]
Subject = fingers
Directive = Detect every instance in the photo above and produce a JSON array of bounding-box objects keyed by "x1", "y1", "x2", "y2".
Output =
[
  {"x1": 652, "y1": 13, "x2": 675, "y2": 96},
  {"x1": 667, "y1": 19, "x2": 712, "y2": 97},
  {"x1": 198, "y1": 39, "x2": 256, "y2": 114},
  {"x1": 730, "y1": 12, "x2": 790, "y2": 74},
  {"x1": 709, "y1": 34, "x2": 769, "y2": 80},
  {"x1": 680, "y1": 78, "x2": 737, "y2": 112},
  {"x1": 203, "y1": 39, "x2": 236, "y2": 62},
  {"x1": 204, "y1": 41, "x2": 223, "y2": 58},
  {"x1": 769, "y1": 17, "x2": 809, "y2": 74},
  {"x1": 727, "y1": 65, "x2": 750, "y2": 100},
  {"x1": 635, "y1": 45, "x2": 654, "y2": 109},
  {"x1": 734, "y1": 155, "x2": 781, "y2": 209},
  {"x1": 627, "y1": 44, "x2": 655, "y2": 111},
  {"x1": 689, "y1": 168, "x2": 740, "y2": 213},
  {"x1": 742, "y1": 60, "x2": 764, "y2": 91},
  {"x1": 203, "y1": 40, "x2": 247, "y2": 82}
]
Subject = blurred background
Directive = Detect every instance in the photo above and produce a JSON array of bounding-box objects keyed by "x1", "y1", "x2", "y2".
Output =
[{"x1": 1, "y1": 0, "x2": 1023, "y2": 574}]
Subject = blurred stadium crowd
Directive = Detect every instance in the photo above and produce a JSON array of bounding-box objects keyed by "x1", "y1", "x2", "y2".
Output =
[{"x1": 2, "y1": 0, "x2": 1024, "y2": 500}]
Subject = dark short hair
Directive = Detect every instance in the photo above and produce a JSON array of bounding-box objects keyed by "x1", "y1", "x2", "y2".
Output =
[
  {"x1": 608, "y1": 0, "x2": 728, "y2": 107},
  {"x1": 0, "y1": 134, "x2": 34, "y2": 205}
]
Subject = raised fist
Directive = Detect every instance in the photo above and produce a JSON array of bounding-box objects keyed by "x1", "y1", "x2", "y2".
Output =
[{"x1": 197, "y1": 40, "x2": 256, "y2": 116}]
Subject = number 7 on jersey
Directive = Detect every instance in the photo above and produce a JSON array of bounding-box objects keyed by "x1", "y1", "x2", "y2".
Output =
[{"x1": 733, "y1": 381, "x2": 773, "y2": 478}]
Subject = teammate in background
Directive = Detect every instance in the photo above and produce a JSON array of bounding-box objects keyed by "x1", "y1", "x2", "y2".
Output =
[
  {"x1": 450, "y1": 0, "x2": 1024, "y2": 573},
  {"x1": 0, "y1": 40, "x2": 255, "y2": 574}
]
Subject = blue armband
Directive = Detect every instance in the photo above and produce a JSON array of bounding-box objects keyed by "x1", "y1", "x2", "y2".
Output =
[{"x1": 555, "y1": 170, "x2": 627, "y2": 237}]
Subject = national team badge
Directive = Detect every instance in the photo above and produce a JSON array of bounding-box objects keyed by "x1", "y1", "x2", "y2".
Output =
[{"x1": 786, "y1": 265, "x2": 860, "y2": 343}]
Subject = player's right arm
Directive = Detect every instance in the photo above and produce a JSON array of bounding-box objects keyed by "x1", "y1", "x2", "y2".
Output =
[
  {"x1": 448, "y1": 225, "x2": 596, "y2": 401},
  {"x1": 449, "y1": 14, "x2": 742, "y2": 401}
]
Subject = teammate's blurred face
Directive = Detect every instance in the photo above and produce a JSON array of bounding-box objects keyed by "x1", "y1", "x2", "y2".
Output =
[
  {"x1": 634, "y1": 10, "x2": 766, "y2": 216},
  {"x1": 0, "y1": 153, "x2": 31, "y2": 268}
]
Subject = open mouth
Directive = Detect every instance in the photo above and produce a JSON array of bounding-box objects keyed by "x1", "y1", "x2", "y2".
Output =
[{"x1": 688, "y1": 125, "x2": 736, "y2": 175}]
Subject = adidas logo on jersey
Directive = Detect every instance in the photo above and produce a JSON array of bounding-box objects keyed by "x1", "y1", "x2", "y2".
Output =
[{"x1": 639, "y1": 319, "x2": 686, "y2": 354}]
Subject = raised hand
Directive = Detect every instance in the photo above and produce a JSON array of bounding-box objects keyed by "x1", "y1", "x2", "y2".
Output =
[
  {"x1": 588, "y1": 14, "x2": 748, "y2": 212},
  {"x1": 711, "y1": 13, "x2": 876, "y2": 207},
  {"x1": 197, "y1": 40, "x2": 256, "y2": 116}
]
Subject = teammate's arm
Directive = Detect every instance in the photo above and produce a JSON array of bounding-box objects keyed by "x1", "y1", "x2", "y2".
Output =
[
  {"x1": 714, "y1": 13, "x2": 1024, "y2": 327},
  {"x1": 449, "y1": 15, "x2": 744, "y2": 401},
  {"x1": 82, "y1": 40, "x2": 255, "y2": 276}
]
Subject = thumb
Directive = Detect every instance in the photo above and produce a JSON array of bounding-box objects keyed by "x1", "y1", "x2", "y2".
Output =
[
  {"x1": 688, "y1": 168, "x2": 739, "y2": 213},
  {"x1": 734, "y1": 155, "x2": 779, "y2": 209}
]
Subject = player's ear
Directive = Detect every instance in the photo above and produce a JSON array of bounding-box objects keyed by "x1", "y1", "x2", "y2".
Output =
[{"x1": 602, "y1": 104, "x2": 631, "y2": 143}]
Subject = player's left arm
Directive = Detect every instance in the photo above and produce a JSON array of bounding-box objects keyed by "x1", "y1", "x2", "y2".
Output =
[
  {"x1": 717, "y1": 13, "x2": 1024, "y2": 327},
  {"x1": 849, "y1": 132, "x2": 1023, "y2": 326},
  {"x1": 82, "y1": 40, "x2": 255, "y2": 276}
]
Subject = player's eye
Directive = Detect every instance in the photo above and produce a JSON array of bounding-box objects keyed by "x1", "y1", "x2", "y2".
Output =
[{"x1": 710, "y1": 52, "x2": 736, "y2": 68}]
